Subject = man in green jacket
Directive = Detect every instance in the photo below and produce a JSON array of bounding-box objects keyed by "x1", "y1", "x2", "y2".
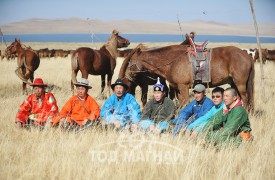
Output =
[
  {"x1": 203, "y1": 88, "x2": 252, "y2": 145},
  {"x1": 139, "y1": 78, "x2": 176, "y2": 134}
]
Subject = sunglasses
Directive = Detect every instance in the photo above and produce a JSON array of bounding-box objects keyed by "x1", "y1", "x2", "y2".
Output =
[{"x1": 212, "y1": 95, "x2": 221, "y2": 99}]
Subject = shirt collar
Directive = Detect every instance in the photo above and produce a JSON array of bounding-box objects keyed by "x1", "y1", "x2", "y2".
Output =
[
  {"x1": 116, "y1": 93, "x2": 126, "y2": 101},
  {"x1": 153, "y1": 97, "x2": 165, "y2": 104},
  {"x1": 196, "y1": 96, "x2": 206, "y2": 105},
  {"x1": 215, "y1": 101, "x2": 224, "y2": 108}
]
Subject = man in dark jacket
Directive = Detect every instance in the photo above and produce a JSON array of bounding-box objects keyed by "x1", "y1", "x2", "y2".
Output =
[{"x1": 139, "y1": 78, "x2": 176, "y2": 134}]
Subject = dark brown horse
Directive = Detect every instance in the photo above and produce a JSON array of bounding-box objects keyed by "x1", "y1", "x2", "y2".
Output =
[
  {"x1": 118, "y1": 44, "x2": 171, "y2": 106},
  {"x1": 71, "y1": 30, "x2": 130, "y2": 96},
  {"x1": 119, "y1": 44, "x2": 255, "y2": 111},
  {"x1": 6, "y1": 38, "x2": 40, "y2": 94}
]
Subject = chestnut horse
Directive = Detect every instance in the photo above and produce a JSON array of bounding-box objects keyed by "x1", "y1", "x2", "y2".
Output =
[
  {"x1": 71, "y1": 30, "x2": 130, "y2": 96},
  {"x1": 120, "y1": 44, "x2": 255, "y2": 111},
  {"x1": 118, "y1": 44, "x2": 170, "y2": 106},
  {"x1": 6, "y1": 38, "x2": 40, "y2": 94}
]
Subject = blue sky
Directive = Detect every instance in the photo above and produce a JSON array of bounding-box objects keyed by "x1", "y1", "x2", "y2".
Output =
[{"x1": 0, "y1": 0, "x2": 274, "y2": 24}]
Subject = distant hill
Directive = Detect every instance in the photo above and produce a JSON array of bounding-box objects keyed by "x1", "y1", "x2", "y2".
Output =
[{"x1": 1, "y1": 18, "x2": 275, "y2": 37}]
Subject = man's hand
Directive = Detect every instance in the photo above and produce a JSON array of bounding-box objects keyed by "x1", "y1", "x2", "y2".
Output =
[
  {"x1": 131, "y1": 124, "x2": 138, "y2": 132},
  {"x1": 82, "y1": 119, "x2": 88, "y2": 126},
  {"x1": 114, "y1": 120, "x2": 121, "y2": 128}
]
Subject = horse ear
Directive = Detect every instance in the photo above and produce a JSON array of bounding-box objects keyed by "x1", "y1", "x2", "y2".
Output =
[
  {"x1": 15, "y1": 38, "x2": 18, "y2": 42},
  {"x1": 112, "y1": 29, "x2": 119, "y2": 35}
]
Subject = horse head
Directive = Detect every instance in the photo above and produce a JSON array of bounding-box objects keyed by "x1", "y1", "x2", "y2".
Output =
[
  {"x1": 109, "y1": 29, "x2": 130, "y2": 48},
  {"x1": 6, "y1": 38, "x2": 21, "y2": 55}
]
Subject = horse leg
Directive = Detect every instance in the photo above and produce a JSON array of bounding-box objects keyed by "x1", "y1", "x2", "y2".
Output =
[
  {"x1": 106, "y1": 71, "x2": 114, "y2": 98},
  {"x1": 232, "y1": 81, "x2": 248, "y2": 110},
  {"x1": 141, "y1": 85, "x2": 148, "y2": 107},
  {"x1": 169, "y1": 86, "x2": 175, "y2": 100},
  {"x1": 71, "y1": 69, "x2": 78, "y2": 94},
  {"x1": 22, "y1": 82, "x2": 27, "y2": 95},
  {"x1": 129, "y1": 83, "x2": 137, "y2": 96},
  {"x1": 22, "y1": 69, "x2": 33, "y2": 95},
  {"x1": 30, "y1": 72, "x2": 34, "y2": 83},
  {"x1": 163, "y1": 81, "x2": 169, "y2": 97},
  {"x1": 101, "y1": 74, "x2": 107, "y2": 98},
  {"x1": 177, "y1": 84, "x2": 190, "y2": 109}
]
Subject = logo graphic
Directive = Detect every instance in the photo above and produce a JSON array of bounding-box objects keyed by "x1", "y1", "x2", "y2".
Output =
[{"x1": 89, "y1": 133, "x2": 184, "y2": 164}]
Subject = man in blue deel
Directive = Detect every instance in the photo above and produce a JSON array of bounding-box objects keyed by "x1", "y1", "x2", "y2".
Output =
[
  {"x1": 100, "y1": 79, "x2": 141, "y2": 131},
  {"x1": 172, "y1": 84, "x2": 214, "y2": 135}
]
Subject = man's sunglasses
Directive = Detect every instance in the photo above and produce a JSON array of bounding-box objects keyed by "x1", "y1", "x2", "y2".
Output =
[{"x1": 212, "y1": 95, "x2": 221, "y2": 99}]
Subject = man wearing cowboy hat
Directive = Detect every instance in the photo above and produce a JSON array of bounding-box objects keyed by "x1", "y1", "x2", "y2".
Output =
[
  {"x1": 100, "y1": 79, "x2": 141, "y2": 131},
  {"x1": 15, "y1": 78, "x2": 59, "y2": 128},
  {"x1": 139, "y1": 78, "x2": 176, "y2": 134},
  {"x1": 172, "y1": 84, "x2": 214, "y2": 135},
  {"x1": 52, "y1": 78, "x2": 100, "y2": 130}
]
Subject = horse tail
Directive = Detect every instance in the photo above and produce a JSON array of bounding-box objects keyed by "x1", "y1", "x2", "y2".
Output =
[
  {"x1": 247, "y1": 57, "x2": 255, "y2": 111},
  {"x1": 118, "y1": 45, "x2": 141, "y2": 79},
  {"x1": 71, "y1": 50, "x2": 79, "y2": 71},
  {"x1": 71, "y1": 49, "x2": 79, "y2": 86}
]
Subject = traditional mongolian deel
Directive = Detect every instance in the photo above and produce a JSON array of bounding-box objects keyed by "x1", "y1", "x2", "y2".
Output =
[
  {"x1": 100, "y1": 93, "x2": 141, "y2": 126},
  {"x1": 172, "y1": 96, "x2": 214, "y2": 135},
  {"x1": 52, "y1": 95, "x2": 100, "y2": 126},
  {"x1": 203, "y1": 100, "x2": 252, "y2": 144},
  {"x1": 16, "y1": 92, "x2": 58, "y2": 125}
]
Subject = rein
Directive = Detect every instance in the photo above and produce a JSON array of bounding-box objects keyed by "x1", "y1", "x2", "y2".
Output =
[{"x1": 128, "y1": 56, "x2": 179, "y2": 74}]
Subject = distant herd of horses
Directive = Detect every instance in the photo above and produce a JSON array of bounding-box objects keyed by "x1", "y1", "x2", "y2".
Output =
[
  {"x1": 1, "y1": 48, "x2": 70, "y2": 60},
  {"x1": 4, "y1": 29, "x2": 275, "y2": 112}
]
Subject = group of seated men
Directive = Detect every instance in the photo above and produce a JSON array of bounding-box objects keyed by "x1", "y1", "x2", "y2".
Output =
[{"x1": 15, "y1": 77, "x2": 252, "y2": 146}]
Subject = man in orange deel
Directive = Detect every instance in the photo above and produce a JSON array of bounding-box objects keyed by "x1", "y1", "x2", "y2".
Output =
[
  {"x1": 52, "y1": 78, "x2": 100, "y2": 131},
  {"x1": 15, "y1": 78, "x2": 59, "y2": 128}
]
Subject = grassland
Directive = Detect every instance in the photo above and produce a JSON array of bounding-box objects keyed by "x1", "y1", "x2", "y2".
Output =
[{"x1": 0, "y1": 42, "x2": 275, "y2": 180}]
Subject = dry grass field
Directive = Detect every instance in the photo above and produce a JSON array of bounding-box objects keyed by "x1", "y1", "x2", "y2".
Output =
[{"x1": 0, "y1": 42, "x2": 275, "y2": 180}]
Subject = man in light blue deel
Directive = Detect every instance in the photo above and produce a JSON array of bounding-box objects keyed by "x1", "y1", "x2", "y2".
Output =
[
  {"x1": 100, "y1": 79, "x2": 141, "y2": 131},
  {"x1": 172, "y1": 84, "x2": 214, "y2": 135},
  {"x1": 185, "y1": 87, "x2": 225, "y2": 138}
]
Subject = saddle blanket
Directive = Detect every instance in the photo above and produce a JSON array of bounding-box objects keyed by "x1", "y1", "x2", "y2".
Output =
[{"x1": 188, "y1": 49, "x2": 212, "y2": 83}]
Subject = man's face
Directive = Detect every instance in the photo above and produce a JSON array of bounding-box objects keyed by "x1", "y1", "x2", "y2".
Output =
[
  {"x1": 77, "y1": 86, "x2": 88, "y2": 98},
  {"x1": 212, "y1": 92, "x2": 223, "y2": 105},
  {"x1": 33, "y1": 86, "x2": 44, "y2": 98},
  {"x1": 223, "y1": 90, "x2": 237, "y2": 106},
  {"x1": 194, "y1": 91, "x2": 204, "y2": 102},
  {"x1": 114, "y1": 85, "x2": 125, "y2": 98},
  {"x1": 153, "y1": 91, "x2": 164, "y2": 102}
]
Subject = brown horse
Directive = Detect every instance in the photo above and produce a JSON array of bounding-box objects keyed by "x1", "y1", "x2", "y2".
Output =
[
  {"x1": 6, "y1": 38, "x2": 40, "y2": 94},
  {"x1": 120, "y1": 44, "x2": 255, "y2": 111},
  {"x1": 118, "y1": 44, "x2": 171, "y2": 106},
  {"x1": 71, "y1": 30, "x2": 130, "y2": 97}
]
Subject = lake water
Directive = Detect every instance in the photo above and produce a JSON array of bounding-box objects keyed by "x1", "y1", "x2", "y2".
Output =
[{"x1": 2, "y1": 34, "x2": 275, "y2": 43}]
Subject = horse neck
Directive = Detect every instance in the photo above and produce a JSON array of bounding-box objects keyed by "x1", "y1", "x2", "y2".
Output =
[
  {"x1": 15, "y1": 44, "x2": 25, "y2": 55},
  {"x1": 104, "y1": 38, "x2": 119, "y2": 59},
  {"x1": 135, "y1": 57, "x2": 170, "y2": 79}
]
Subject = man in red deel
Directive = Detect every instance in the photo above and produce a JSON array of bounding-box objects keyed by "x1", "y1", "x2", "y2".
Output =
[{"x1": 15, "y1": 78, "x2": 59, "y2": 128}]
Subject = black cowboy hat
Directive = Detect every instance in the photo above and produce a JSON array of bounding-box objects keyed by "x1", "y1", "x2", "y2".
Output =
[{"x1": 111, "y1": 79, "x2": 129, "y2": 90}]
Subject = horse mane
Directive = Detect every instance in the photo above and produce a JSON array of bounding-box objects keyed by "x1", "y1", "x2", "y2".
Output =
[
  {"x1": 118, "y1": 44, "x2": 144, "y2": 79},
  {"x1": 101, "y1": 34, "x2": 119, "y2": 59}
]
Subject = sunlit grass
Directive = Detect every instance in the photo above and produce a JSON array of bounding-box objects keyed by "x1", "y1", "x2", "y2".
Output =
[{"x1": 0, "y1": 42, "x2": 274, "y2": 179}]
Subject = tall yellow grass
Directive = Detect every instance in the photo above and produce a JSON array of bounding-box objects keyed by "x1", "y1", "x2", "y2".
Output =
[{"x1": 0, "y1": 42, "x2": 275, "y2": 180}]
